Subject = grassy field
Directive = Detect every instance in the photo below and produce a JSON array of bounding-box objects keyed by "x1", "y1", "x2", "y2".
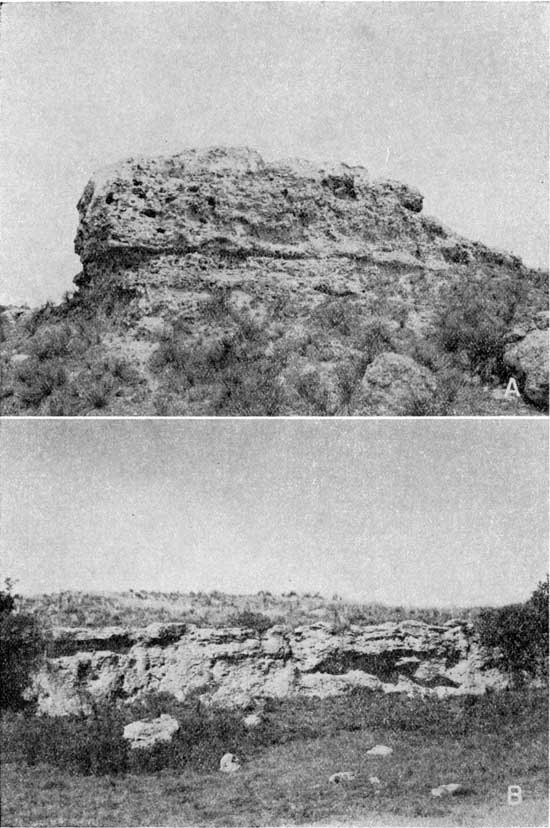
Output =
[
  {"x1": 1, "y1": 689, "x2": 547, "y2": 826},
  {"x1": 18, "y1": 588, "x2": 481, "y2": 630}
]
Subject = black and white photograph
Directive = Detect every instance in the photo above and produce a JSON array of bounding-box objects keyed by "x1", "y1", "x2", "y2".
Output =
[
  {"x1": 0, "y1": 2, "x2": 548, "y2": 828},
  {"x1": 0, "y1": 1, "x2": 547, "y2": 416},
  {"x1": 0, "y1": 418, "x2": 548, "y2": 825}
]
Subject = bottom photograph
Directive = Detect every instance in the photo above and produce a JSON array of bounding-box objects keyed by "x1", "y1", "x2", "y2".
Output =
[{"x1": 0, "y1": 418, "x2": 548, "y2": 828}]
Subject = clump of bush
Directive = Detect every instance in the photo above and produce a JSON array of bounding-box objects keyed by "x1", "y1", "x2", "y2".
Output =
[
  {"x1": 0, "y1": 579, "x2": 45, "y2": 711},
  {"x1": 14, "y1": 358, "x2": 67, "y2": 407},
  {"x1": 434, "y1": 276, "x2": 523, "y2": 381},
  {"x1": 226, "y1": 610, "x2": 274, "y2": 634},
  {"x1": 475, "y1": 576, "x2": 549, "y2": 684}
]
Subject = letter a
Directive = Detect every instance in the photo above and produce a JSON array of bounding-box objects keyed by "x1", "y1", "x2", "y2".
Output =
[{"x1": 504, "y1": 377, "x2": 521, "y2": 399}]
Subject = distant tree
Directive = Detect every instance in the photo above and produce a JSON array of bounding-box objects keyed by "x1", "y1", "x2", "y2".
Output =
[
  {"x1": 475, "y1": 576, "x2": 549, "y2": 685},
  {"x1": 0, "y1": 578, "x2": 45, "y2": 710}
]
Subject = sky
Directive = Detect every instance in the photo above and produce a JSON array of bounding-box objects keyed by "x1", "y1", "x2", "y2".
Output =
[
  {"x1": 0, "y1": 1, "x2": 548, "y2": 305},
  {"x1": 1, "y1": 419, "x2": 547, "y2": 607}
]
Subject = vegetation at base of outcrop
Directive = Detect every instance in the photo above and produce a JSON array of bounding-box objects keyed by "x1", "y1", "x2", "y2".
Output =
[
  {"x1": 1, "y1": 266, "x2": 547, "y2": 417},
  {"x1": 474, "y1": 576, "x2": 549, "y2": 684},
  {"x1": 2, "y1": 689, "x2": 547, "y2": 824},
  {"x1": 0, "y1": 579, "x2": 46, "y2": 711},
  {"x1": 0, "y1": 298, "x2": 147, "y2": 415}
]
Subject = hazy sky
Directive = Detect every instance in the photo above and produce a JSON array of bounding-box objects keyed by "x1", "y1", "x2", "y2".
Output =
[
  {"x1": 1, "y1": 419, "x2": 547, "y2": 606},
  {"x1": 1, "y1": 2, "x2": 548, "y2": 305}
]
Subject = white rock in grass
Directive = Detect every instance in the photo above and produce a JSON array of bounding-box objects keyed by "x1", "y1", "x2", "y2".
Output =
[
  {"x1": 431, "y1": 783, "x2": 464, "y2": 797},
  {"x1": 369, "y1": 776, "x2": 381, "y2": 785},
  {"x1": 243, "y1": 712, "x2": 262, "y2": 728},
  {"x1": 329, "y1": 771, "x2": 356, "y2": 783},
  {"x1": 122, "y1": 713, "x2": 179, "y2": 749},
  {"x1": 219, "y1": 753, "x2": 241, "y2": 773},
  {"x1": 367, "y1": 744, "x2": 393, "y2": 756}
]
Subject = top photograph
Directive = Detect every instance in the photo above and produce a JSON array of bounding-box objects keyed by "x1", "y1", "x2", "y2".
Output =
[{"x1": 0, "y1": 2, "x2": 548, "y2": 417}]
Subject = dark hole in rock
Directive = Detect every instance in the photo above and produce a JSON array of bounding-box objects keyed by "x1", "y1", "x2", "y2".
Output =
[
  {"x1": 188, "y1": 184, "x2": 200, "y2": 193},
  {"x1": 47, "y1": 634, "x2": 133, "y2": 657},
  {"x1": 207, "y1": 196, "x2": 216, "y2": 208},
  {"x1": 156, "y1": 227, "x2": 166, "y2": 234},
  {"x1": 141, "y1": 208, "x2": 157, "y2": 218},
  {"x1": 311, "y1": 650, "x2": 426, "y2": 682},
  {"x1": 105, "y1": 192, "x2": 114, "y2": 204}
]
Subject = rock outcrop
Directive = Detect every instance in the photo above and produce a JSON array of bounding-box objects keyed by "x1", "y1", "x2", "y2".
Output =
[
  {"x1": 1, "y1": 147, "x2": 547, "y2": 415},
  {"x1": 69, "y1": 149, "x2": 550, "y2": 413},
  {"x1": 32, "y1": 620, "x2": 508, "y2": 716}
]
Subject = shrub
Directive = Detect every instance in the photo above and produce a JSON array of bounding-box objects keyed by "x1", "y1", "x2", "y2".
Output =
[
  {"x1": 353, "y1": 317, "x2": 394, "y2": 362},
  {"x1": 226, "y1": 610, "x2": 273, "y2": 634},
  {"x1": 312, "y1": 298, "x2": 361, "y2": 337},
  {"x1": 15, "y1": 358, "x2": 67, "y2": 407},
  {"x1": 474, "y1": 576, "x2": 549, "y2": 684},
  {"x1": 435, "y1": 277, "x2": 523, "y2": 381},
  {"x1": 29, "y1": 324, "x2": 71, "y2": 360},
  {"x1": 0, "y1": 579, "x2": 45, "y2": 710}
]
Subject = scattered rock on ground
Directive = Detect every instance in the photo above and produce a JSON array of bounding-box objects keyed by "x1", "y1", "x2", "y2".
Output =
[
  {"x1": 329, "y1": 772, "x2": 356, "y2": 783},
  {"x1": 350, "y1": 353, "x2": 437, "y2": 415},
  {"x1": 219, "y1": 753, "x2": 241, "y2": 773},
  {"x1": 243, "y1": 712, "x2": 262, "y2": 728},
  {"x1": 431, "y1": 783, "x2": 465, "y2": 797},
  {"x1": 367, "y1": 744, "x2": 393, "y2": 756}
]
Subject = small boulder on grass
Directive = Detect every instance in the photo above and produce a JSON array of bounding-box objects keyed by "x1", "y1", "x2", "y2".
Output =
[
  {"x1": 431, "y1": 783, "x2": 464, "y2": 797},
  {"x1": 220, "y1": 753, "x2": 241, "y2": 773},
  {"x1": 122, "y1": 713, "x2": 179, "y2": 750},
  {"x1": 329, "y1": 772, "x2": 356, "y2": 783},
  {"x1": 367, "y1": 744, "x2": 393, "y2": 756}
]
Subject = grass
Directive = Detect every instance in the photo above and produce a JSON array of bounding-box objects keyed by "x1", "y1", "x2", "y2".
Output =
[
  {"x1": 18, "y1": 588, "x2": 481, "y2": 629},
  {"x1": 1, "y1": 689, "x2": 547, "y2": 826},
  {"x1": 2, "y1": 263, "x2": 547, "y2": 415}
]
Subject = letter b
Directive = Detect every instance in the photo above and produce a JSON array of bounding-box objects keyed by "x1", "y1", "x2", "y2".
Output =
[{"x1": 508, "y1": 785, "x2": 522, "y2": 805}]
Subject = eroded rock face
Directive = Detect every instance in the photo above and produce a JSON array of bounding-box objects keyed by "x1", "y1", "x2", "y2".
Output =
[
  {"x1": 64, "y1": 146, "x2": 547, "y2": 414},
  {"x1": 31, "y1": 620, "x2": 508, "y2": 716}
]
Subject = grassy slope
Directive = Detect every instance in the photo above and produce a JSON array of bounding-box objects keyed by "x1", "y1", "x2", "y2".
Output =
[
  {"x1": 19, "y1": 589, "x2": 483, "y2": 629},
  {"x1": 2, "y1": 691, "x2": 547, "y2": 827},
  {"x1": 1, "y1": 261, "x2": 547, "y2": 417}
]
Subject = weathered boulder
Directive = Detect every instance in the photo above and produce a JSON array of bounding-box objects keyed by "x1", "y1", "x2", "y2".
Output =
[
  {"x1": 504, "y1": 329, "x2": 549, "y2": 407},
  {"x1": 367, "y1": 745, "x2": 393, "y2": 757},
  {"x1": 329, "y1": 771, "x2": 356, "y2": 783},
  {"x1": 431, "y1": 783, "x2": 465, "y2": 797},
  {"x1": 219, "y1": 753, "x2": 241, "y2": 773},
  {"x1": 350, "y1": 353, "x2": 437, "y2": 415},
  {"x1": 123, "y1": 713, "x2": 179, "y2": 749}
]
